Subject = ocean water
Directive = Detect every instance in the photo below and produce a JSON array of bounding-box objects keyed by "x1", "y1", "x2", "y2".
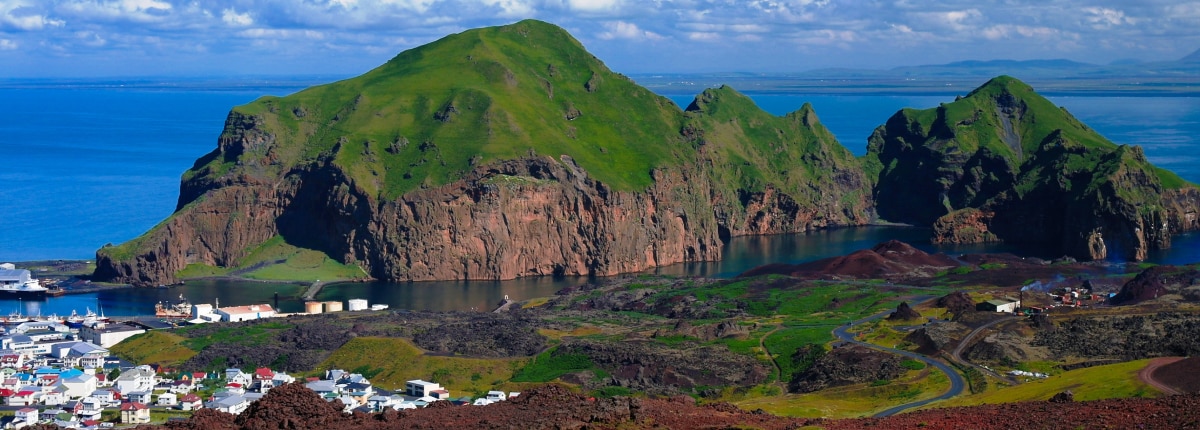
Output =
[{"x1": 1, "y1": 83, "x2": 1198, "y2": 314}]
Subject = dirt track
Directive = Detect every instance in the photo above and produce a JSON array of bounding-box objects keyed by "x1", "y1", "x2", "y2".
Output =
[{"x1": 1140, "y1": 356, "x2": 1185, "y2": 395}]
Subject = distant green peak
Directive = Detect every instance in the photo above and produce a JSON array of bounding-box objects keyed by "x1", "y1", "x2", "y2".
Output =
[
  {"x1": 964, "y1": 75, "x2": 1035, "y2": 99},
  {"x1": 685, "y1": 85, "x2": 744, "y2": 113}
]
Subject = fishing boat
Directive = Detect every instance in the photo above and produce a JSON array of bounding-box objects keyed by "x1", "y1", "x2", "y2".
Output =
[{"x1": 156, "y1": 294, "x2": 192, "y2": 318}]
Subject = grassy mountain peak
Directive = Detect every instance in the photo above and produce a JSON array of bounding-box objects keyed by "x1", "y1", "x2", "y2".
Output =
[{"x1": 188, "y1": 19, "x2": 687, "y2": 201}]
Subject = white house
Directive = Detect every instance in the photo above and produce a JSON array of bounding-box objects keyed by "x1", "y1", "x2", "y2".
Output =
[
  {"x1": 157, "y1": 392, "x2": 177, "y2": 407},
  {"x1": 486, "y1": 391, "x2": 507, "y2": 402},
  {"x1": 215, "y1": 304, "x2": 275, "y2": 322},
  {"x1": 125, "y1": 390, "x2": 152, "y2": 405},
  {"x1": 208, "y1": 395, "x2": 249, "y2": 415},
  {"x1": 41, "y1": 387, "x2": 68, "y2": 406},
  {"x1": 405, "y1": 380, "x2": 442, "y2": 397},
  {"x1": 7, "y1": 407, "x2": 38, "y2": 429},
  {"x1": 178, "y1": 393, "x2": 203, "y2": 411},
  {"x1": 52, "y1": 342, "x2": 109, "y2": 369},
  {"x1": 114, "y1": 366, "x2": 156, "y2": 394}
]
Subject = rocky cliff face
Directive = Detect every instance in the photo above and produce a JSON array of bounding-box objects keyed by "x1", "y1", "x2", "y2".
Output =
[
  {"x1": 867, "y1": 76, "x2": 1200, "y2": 261},
  {"x1": 93, "y1": 21, "x2": 876, "y2": 286},
  {"x1": 98, "y1": 147, "x2": 870, "y2": 285}
]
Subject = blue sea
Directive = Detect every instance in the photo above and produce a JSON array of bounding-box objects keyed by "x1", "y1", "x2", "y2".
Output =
[{"x1": 1, "y1": 80, "x2": 1198, "y2": 314}]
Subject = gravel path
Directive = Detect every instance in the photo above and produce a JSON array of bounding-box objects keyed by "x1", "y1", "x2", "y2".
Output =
[{"x1": 1140, "y1": 356, "x2": 1186, "y2": 395}]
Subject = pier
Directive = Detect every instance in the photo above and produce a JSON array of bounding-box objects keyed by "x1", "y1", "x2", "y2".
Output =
[{"x1": 301, "y1": 280, "x2": 326, "y2": 301}]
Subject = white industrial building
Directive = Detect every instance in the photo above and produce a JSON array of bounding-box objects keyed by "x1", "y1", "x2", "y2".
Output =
[
  {"x1": 347, "y1": 299, "x2": 368, "y2": 311},
  {"x1": 215, "y1": 304, "x2": 276, "y2": 322}
]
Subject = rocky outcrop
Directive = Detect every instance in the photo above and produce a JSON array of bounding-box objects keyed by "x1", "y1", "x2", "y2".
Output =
[
  {"x1": 867, "y1": 76, "x2": 1200, "y2": 261},
  {"x1": 1110, "y1": 265, "x2": 1200, "y2": 305},
  {"x1": 888, "y1": 301, "x2": 922, "y2": 321},
  {"x1": 936, "y1": 291, "x2": 976, "y2": 316},
  {"x1": 905, "y1": 321, "x2": 970, "y2": 354},
  {"x1": 558, "y1": 339, "x2": 770, "y2": 395},
  {"x1": 789, "y1": 344, "x2": 904, "y2": 393}
]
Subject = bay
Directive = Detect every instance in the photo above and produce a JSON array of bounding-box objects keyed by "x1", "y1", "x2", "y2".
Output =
[{"x1": 1, "y1": 83, "x2": 1198, "y2": 316}]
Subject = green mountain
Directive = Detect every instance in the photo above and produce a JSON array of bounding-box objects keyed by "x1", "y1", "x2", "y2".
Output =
[
  {"x1": 865, "y1": 76, "x2": 1200, "y2": 260},
  {"x1": 93, "y1": 20, "x2": 874, "y2": 286}
]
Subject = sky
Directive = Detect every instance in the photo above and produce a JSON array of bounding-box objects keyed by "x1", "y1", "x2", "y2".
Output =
[{"x1": 1, "y1": 0, "x2": 1199, "y2": 78}]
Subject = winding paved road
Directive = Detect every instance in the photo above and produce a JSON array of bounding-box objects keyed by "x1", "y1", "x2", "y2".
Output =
[
  {"x1": 950, "y1": 315, "x2": 1021, "y2": 385},
  {"x1": 831, "y1": 297, "x2": 966, "y2": 417}
]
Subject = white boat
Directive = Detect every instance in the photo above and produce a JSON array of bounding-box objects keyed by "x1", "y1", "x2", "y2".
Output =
[{"x1": 0, "y1": 268, "x2": 48, "y2": 297}]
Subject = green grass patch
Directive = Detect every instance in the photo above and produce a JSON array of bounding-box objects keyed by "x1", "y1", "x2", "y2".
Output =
[
  {"x1": 901, "y1": 359, "x2": 927, "y2": 370},
  {"x1": 176, "y1": 322, "x2": 294, "y2": 352},
  {"x1": 110, "y1": 331, "x2": 197, "y2": 367},
  {"x1": 176, "y1": 263, "x2": 230, "y2": 279},
  {"x1": 934, "y1": 359, "x2": 1157, "y2": 408},
  {"x1": 511, "y1": 348, "x2": 596, "y2": 383},
  {"x1": 316, "y1": 337, "x2": 524, "y2": 394}
]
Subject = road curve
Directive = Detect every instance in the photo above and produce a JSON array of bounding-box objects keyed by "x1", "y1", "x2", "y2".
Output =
[
  {"x1": 950, "y1": 315, "x2": 1021, "y2": 385},
  {"x1": 831, "y1": 297, "x2": 966, "y2": 418},
  {"x1": 1139, "y1": 357, "x2": 1185, "y2": 395}
]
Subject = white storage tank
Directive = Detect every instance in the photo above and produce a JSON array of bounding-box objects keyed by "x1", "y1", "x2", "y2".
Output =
[{"x1": 347, "y1": 299, "x2": 368, "y2": 311}]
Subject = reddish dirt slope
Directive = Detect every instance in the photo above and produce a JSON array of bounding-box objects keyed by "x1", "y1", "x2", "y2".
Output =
[
  {"x1": 1151, "y1": 356, "x2": 1200, "y2": 394},
  {"x1": 137, "y1": 382, "x2": 1200, "y2": 430},
  {"x1": 741, "y1": 240, "x2": 958, "y2": 279}
]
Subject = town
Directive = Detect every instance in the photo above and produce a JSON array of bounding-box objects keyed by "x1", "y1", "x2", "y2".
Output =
[{"x1": 0, "y1": 295, "x2": 516, "y2": 429}]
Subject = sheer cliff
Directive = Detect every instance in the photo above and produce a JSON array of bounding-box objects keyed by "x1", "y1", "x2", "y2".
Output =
[
  {"x1": 93, "y1": 20, "x2": 874, "y2": 286},
  {"x1": 864, "y1": 76, "x2": 1200, "y2": 261}
]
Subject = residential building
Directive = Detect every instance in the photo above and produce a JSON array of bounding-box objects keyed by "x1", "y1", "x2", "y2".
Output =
[
  {"x1": 120, "y1": 402, "x2": 151, "y2": 424},
  {"x1": 114, "y1": 365, "x2": 156, "y2": 394},
  {"x1": 157, "y1": 392, "x2": 177, "y2": 407},
  {"x1": 178, "y1": 393, "x2": 203, "y2": 411},
  {"x1": 405, "y1": 380, "x2": 442, "y2": 397},
  {"x1": 208, "y1": 395, "x2": 249, "y2": 415}
]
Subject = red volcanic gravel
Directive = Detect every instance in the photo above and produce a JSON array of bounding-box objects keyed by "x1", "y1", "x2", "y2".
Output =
[{"x1": 138, "y1": 382, "x2": 1200, "y2": 430}]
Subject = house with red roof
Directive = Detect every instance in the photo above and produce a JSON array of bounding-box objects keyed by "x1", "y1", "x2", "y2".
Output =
[
  {"x1": 120, "y1": 401, "x2": 150, "y2": 424},
  {"x1": 7, "y1": 389, "x2": 36, "y2": 406},
  {"x1": 178, "y1": 393, "x2": 203, "y2": 411}
]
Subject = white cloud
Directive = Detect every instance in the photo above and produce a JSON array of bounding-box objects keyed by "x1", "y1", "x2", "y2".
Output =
[
  {"x1": 221, "y1": 8, "x2": 253, "y2": 27},
  {"x1": 75, "y1": 30, "x2": 107, "y2": 47},
  {"x1": 686, "y1": 31, "x2": 719, "y2": 41},
  {"x1": 481, "y1": 0, "x2": 535, "y2": 17},
  {"x1": 597, "y1": 20, "x2": 663, "y2": 40},
  {"x1": 239, "y1": 28, "x2": 327, "y2": 40},
  {"x1": 567, "y1": 0, "x2": 623, "y2": 13},
  {"x1": 1, "y1": 1, "x2": 65, "y2": 30},
  {"x1": 1083, "y1": 7, "x2": 1129, "y2": 29},
  {"x1": 980, "y1": 24, "x2": 1062, "y2": 41},
  {"x1": 0, "y1": 38, "x2": 16, "y2": 50}
]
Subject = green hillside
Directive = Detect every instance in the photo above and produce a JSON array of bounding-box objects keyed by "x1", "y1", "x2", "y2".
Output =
[{"x1": 186, "y1": 19, "x2": 687, "y2": 201}]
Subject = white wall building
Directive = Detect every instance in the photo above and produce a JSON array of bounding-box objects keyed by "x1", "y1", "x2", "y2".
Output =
[
  {"x1": 215, "y1": 304, "x2": 276, "y2": 322},
  {"x1": 405, "y1": 380, "x2": 442, "y2": 397},
  {"x1": 79, "y1": 322, "x2": 145, "y2": 348},
  {"x1": 347, "y1": 299, "x2": 368, "y2": 311}
]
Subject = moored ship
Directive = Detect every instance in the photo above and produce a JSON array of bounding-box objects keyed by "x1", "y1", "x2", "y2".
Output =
[
  {"x1": 0, "y1": 266, "x2": 49, "y2": 297},
  {"x1": 156, "y1": 294, "x2": 192, "y2": 318}
]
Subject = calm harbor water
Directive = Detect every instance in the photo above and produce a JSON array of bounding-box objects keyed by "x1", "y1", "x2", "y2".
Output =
[{"x1": 1, "y1": 82, "x2": 1198, "y2": 315}]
